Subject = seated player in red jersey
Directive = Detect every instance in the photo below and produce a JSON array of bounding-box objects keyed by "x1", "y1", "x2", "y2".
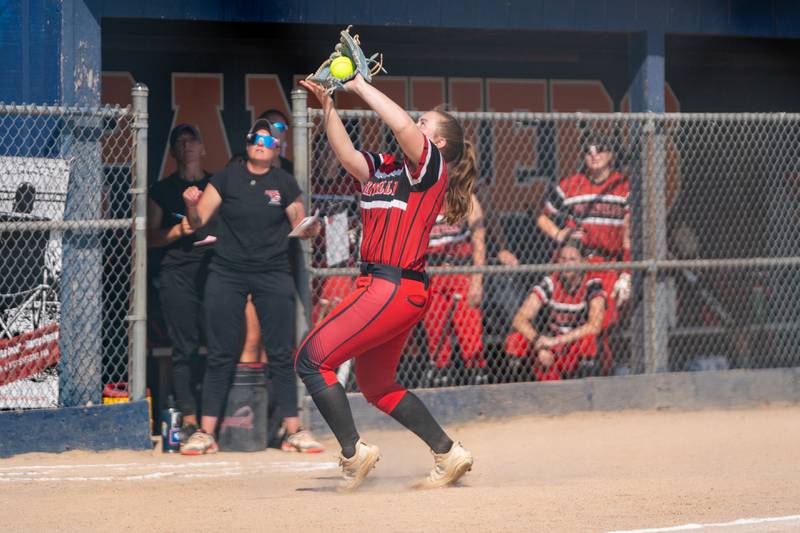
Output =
[
  {"x1": 308, "y1": 131, "x2": 361, "y2": 325},
  {"x1": 423, "y1": 193, "x2": 487, "y2": 379},
  {"x1": 297, "y1": 74, "x2": 475, "y2": 491},
  {"x1": 505, "y1": 238, "x2": 609, "y2": 381},
  {"x1": 536, "y1": 133, "x2": 631, "y2": 328}
]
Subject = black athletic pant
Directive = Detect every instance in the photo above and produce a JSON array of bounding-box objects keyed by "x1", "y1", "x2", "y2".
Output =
[
  {"x1": 202, "y1": 267, "x2": 297, "y2": 423},
  {"x1": 157, "y1": 261, "x2": 208, "y2": 417}
]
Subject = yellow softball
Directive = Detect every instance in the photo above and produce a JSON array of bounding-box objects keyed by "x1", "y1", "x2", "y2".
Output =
[{"x1": 330, "y1": 56, "x2": 355, "y2": 79}]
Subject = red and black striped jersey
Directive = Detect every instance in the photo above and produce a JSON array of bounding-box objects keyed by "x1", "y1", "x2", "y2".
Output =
[
  {"x1": 358, "y1": 135, "x2": 447, "y2": 271},
  {"x1": 544, "y1": 171, "x2": 629, "y2": 256},
  {"x1": 426, "y1": 214, "x2": 472, "y2": 265},
  {"x1": 533, "y1": 273, "x2": 606, "y2": 335}
]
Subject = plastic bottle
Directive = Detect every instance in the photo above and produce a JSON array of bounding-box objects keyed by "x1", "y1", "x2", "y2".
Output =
[{"x1": 161, "y1": 395, "x2": 183, "y2": 453}]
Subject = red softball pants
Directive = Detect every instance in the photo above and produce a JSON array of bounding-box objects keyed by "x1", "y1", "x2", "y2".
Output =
[
  {"x1": 423, "y1": 274, "x2": 485, "y2": 369},
  {"x1": 294, "y1": 265, "x2": 429, "y2": 414}
]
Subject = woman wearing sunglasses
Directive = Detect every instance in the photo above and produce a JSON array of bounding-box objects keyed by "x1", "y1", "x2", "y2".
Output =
[
  {"x1": 180, "y1": 119, "x2": 320, "y2": 455},
  {"x1": 257, "y1": 108, "x2": 292, "y2": 174}
]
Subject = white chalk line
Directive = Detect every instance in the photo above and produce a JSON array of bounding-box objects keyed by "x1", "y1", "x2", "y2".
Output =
[
  {"x1": 607, "y1": 514, "x2": 800, "y2": 533},
  {"x1": 0, "y1": 461, "x2": 238, "y2": 471},
  {"x1": 0, "y1": 459, "x2": 338, "y2": 483}
]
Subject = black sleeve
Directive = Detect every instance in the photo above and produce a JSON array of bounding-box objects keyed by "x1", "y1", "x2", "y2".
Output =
[
  {"x1": 543, "y1": 179, "x2": 566, "y2": 225},
  {"x1": 148, "y1": 180, "x2": 170, "y2": 212},
  {"x1": 359, "y1": 150, "x2": 383, "y2": 176},
  {"x1": 585, "y1": 277, "x2": 607, "y2": 302},
  {"x1": 405, "y1": 136, "x2": 445, "y2": 192},
  {"x1": 532, "y1": 275, "x2": 553, "y2": 304},
  {"x1": 210, "y1": 167, "x2": 229, "y2": 199},
  {"x1": 281, "y1": 170, "x2": 303, "y2": 207}
]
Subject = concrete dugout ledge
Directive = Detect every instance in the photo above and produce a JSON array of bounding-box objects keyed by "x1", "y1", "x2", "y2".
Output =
[
  {"x1": 305, "y1": 368, "x2": 800, "y2": 435},
  {"x1": 0, "y1": 400, "x2": 152, "y2": 458}
]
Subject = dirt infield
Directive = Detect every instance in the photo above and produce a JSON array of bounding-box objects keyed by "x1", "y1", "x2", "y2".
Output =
[{"x1": 2, "y1": 405, "x2": 799, "y2": 533}]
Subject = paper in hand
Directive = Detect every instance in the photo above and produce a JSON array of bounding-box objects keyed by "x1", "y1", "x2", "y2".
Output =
[
  {"x1": 288, "y1": 209, "x2": 320, "y2": 238},
  {"x1": 193, "y1": 235, "x2": 217, "y2": 247}
]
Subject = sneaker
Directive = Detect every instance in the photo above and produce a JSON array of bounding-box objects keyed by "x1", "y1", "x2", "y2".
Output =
[
  {"x1": 338, "y1": 439, "x2": 381, "y2": 492},
  {"x1": 282, "y1": 429, "x2": 325, "y2": 454},
  {"x1": 416, "y1": 442, "x2": 473, "y2": 489},
  {"x1": 180, "y1": 430, "x2": 218, "y2": 456},
  {"x1": 178, "y1": 423, "x2": 198, "y2": 445}
]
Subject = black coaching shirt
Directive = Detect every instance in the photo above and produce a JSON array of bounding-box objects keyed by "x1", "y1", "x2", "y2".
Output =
[
  {"x1": 149, "y1": 171, "x2": 217, "y2": 269},
  {"x1": 210, "y1": 162, "x2": 302, "y2": 272}
]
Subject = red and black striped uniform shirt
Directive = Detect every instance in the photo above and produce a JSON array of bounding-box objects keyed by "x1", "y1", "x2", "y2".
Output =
[
  {"x1": 533, "y1": 273, "x2": 606, "y2": 335},
  {"x1": 544, "y1": 171, "x2": 630, "y2": 259},
  {"x1": 426, "y1": 214, "x2": 472, "y2": 265},
  {"x1": 358, "y1": 136, "x2": 446, "y2": 272}
]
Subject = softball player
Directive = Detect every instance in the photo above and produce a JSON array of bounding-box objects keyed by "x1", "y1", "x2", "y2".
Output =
[
  {"x1": 423, "y1": 193, "x2": 486, "y2": 374},
  {"x1": 297, "y1": 74, "x2": 475, "y2": 491},
  {"x1": 505, "y1": 239, "x2": 609, "y2": 380},
  {"x1": 536, "y1": 134, "x2": 631, "y2": 327}
]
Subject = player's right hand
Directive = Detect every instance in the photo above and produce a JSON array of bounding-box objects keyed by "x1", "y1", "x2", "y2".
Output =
[
  {"x1": 343, "y1": 72, "x2": 365, "y2": 92},
  {"x1": 557, "y1": 227, "x2": 586, "y2": 244},
  {"x1": 497, "y1": 249, "x2": 519, "y2": 266},
  {"x1": 183, "y1": 186, "x2": 202, "y2": 207}
]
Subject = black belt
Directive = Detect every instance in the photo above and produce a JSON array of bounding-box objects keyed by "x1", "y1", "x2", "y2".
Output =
[{"x1": 360, "y1": 263, "x2": 428, "y2": 285}]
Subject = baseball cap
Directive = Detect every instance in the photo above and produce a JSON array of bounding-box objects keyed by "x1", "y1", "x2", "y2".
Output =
[
  {"x1": 248, "y1": 118, "x2": 276, "y2": 138},
  {"x1": 169, "y1": 123, "x2": 202, "y2": 149}
]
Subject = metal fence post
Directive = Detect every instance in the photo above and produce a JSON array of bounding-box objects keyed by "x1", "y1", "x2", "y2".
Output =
[
  {"x1": 130, "y1": 84, "x2": 149, "y2": 402},
  {"x1": 58, "y1": 112, "x2": 104, "y2": 407},
  {"x1": 292, "y1": 87, "x2": 311, "y2": 324},
  {"x1": 291, "y1": 87, "x2": 311, "y2": 414},
  {"x1": 642, "y1": 117, "x2": 669, "y2": 373}
]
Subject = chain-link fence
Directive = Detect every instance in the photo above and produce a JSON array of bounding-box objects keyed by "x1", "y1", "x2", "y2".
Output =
[
  {"x1": 301, "y1": 106, "x2": 800, "y2": 391},
  {"x1": 0, "y1": 90, "x2": 149, "y2": 409}
]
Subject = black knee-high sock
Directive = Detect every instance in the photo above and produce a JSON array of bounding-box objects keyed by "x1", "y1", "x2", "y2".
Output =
[
  {"x1": 389, "y1": 392, "x2": 453, "y2": 454},
  {"x1": 310, "y1": 383, "x2": 360, "y2": 458}
]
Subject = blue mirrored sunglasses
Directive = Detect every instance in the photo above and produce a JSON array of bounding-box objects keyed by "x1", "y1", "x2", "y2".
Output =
[
  {"x1": 249, "y1": 133, "x2": 279, "y2": 148},
  {"x1": 271, "y1": 121, "x2": 288, "y2": 134}
]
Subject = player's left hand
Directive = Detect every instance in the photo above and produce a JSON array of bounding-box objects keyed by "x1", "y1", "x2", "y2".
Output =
[{"x1": 612, "y1": 272, "x2": 632, "y2": 305}]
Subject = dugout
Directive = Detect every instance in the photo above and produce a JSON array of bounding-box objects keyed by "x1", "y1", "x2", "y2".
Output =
[{"x1": 2, "y1": 0, "x2": 800, "y2": 454}]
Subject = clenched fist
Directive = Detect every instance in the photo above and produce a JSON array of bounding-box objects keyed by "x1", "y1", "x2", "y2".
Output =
[{"x1": 183, "y1": 186, "x2": 202, "y2": 208}]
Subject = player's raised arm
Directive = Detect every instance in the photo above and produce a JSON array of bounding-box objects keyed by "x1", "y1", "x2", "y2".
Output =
[
  {"x1": 299, "y1": 79, "x2": 370, "y2": 184},
  {"x1": 346, "y1": 74, "x2": 425, "y2": 166}
]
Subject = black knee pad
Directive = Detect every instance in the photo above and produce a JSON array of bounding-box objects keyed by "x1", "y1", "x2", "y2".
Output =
[
  {"x1": 294, "y1": 344, "x2": 317, "y2": 382},
  {"x1": 294, "y1": 344, "x2": 330, "y2": 396}
]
